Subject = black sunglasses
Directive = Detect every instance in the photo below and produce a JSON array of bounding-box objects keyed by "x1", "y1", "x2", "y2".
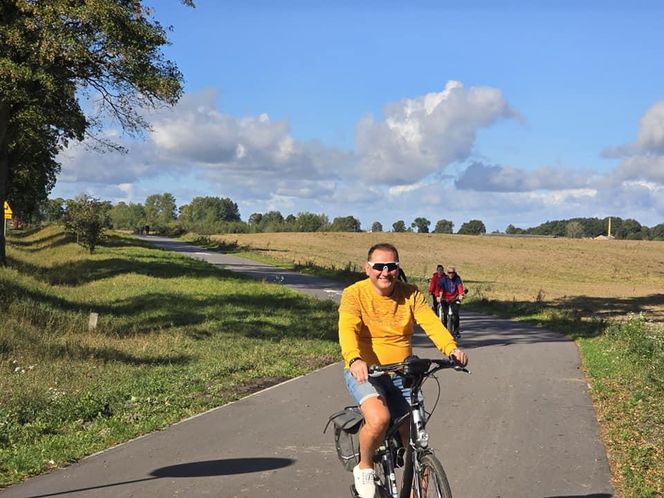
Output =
[{"x1": 368, "y1": 261, "x2": 399, "y2": 272}]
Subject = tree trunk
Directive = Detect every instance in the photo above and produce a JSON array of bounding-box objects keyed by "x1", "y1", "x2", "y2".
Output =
[{"x1": 0, "y1": 102, "x2": 10, "y2": 266}]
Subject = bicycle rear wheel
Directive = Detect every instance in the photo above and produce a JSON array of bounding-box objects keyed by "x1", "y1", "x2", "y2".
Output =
[{"x1": 415, "y1": 453, "x2": 453, "y2": 498}]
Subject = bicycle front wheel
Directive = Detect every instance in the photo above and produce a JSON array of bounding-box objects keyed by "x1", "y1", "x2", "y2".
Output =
[{"x1": 415, "y1": 453, "x2": 453, "y2": 498}]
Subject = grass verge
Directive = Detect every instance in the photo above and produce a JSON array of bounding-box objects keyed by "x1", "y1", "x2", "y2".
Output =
[{"x1": 0, "y1": 226, "x2": 339, "y2": 487}]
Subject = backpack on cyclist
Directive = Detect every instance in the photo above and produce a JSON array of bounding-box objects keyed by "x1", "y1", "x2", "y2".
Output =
[{"x1": 323, "y1": 406, "x2": 363, "y2": 471}]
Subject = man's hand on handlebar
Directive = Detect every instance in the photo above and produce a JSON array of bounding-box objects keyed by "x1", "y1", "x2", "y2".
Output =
[{"x1": 449, "y1": 349, "x2": 468, "y2": 367}]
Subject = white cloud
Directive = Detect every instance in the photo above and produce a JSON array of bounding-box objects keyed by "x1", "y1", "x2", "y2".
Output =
[
  {"x1": 604, "y1": 101, "x2": 664, "y2": 157},
  {"x1": 356, "y1": 81, "x2": 515, "y2": 185},
  {"x1": 148, "y1": 90, "x2": 347, "y2": 180},
  {"x1": 53, "y1": 86, "x2": 663, "y2": 232},
  {"x1": 635, "y1": 102, "x2": 664, "y2": 153},
  {"x1": 598, "y1": 101, "x2": 664, "y2": 215},
  {"x1": 612, "y1": 155, "x2": 664, "y2": 184},
  {"x1": 57, "y1": 139, "x2": 162, "y2": 184},
  {"x1": 455, "y1": 162, "x2": 594, "y2": 192}
]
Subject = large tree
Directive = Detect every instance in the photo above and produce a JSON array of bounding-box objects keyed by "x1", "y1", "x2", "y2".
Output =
[
  {"x1": 294, "y1": 212, "x2": 329, "y2": 232},
  {"x1": 411, "y1": 217, "x2": 431, "y2": 233},
  {"x1": 179, "y1": 196, "x2": 241, "y2": 227},
  {"x1": 329, "y1": 216, "x2": 361, "y2": 232},
  {"x1": 109, "y1": 201, "x2": 146, "y2": 231},
  {"x1": 458, "y1": 219, "x2": 487, "y2": 235},
  {"x1": 0, "y1": 0, "x2": 193, "y2": 265},
  {"x1": 650, "y1": 222, "x2": 664, "y2": 241},
  {"x1": 145, "y1": 193, "x2": 177, "y2": 230},
  {"x1": 433, "y1": 219, "x2": 454, "y2": 234},
  {"x1": 392, "y1": 220, "x2": 406, "y2": 233},
  {"x1": 259, "y1": 210, "x2": 285, "y2": 232},
  {"x1": 64, "y1": 194, "x2": 111, "y2": 253}
]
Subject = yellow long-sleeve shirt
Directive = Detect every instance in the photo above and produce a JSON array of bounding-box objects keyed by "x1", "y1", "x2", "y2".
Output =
[{"x1": 338, "y1": 278, "x2": 458, "y2": 367}]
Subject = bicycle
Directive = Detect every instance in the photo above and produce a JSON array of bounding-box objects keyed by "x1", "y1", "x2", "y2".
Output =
[
  {"x1": 351, "y1": 355, "x2": 468, "y2": 498},
  {"x1": 437, "y1": 289, "x2": 467, "y2": 339},
  {"x1": 438, "y1": 299, "x2": 461, "y2": 339}
]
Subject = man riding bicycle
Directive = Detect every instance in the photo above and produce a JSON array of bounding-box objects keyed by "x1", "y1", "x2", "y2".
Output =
[
  {"x1": 339, "y1": 243, "x2": 468, "y2": 498},
  {"x1": 436, "y1": 266, "x2": 464, "y2": 338}
]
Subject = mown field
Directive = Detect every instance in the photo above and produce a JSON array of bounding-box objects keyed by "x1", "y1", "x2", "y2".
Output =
[
  {"x1": 208, "y1": 231, "x2": 664, "y2": 320},
  {"x1": 208, "y1": 231, "x2": 664, "y2": 498},
  {"x1": 0, "y1": 226, "x2": 338, "y2": 487}
]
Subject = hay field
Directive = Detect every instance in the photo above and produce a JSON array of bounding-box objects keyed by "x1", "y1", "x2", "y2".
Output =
[{"x1": 211, "y1": 232, "x2": 664, "y2": 320}]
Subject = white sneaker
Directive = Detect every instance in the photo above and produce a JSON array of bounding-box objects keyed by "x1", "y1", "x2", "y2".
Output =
[{"x1": 353, "y1": 465, "x2": 376, "y2": 498}]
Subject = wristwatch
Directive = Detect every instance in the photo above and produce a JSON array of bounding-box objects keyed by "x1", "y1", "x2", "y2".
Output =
[{"x1": 348, "y1": 357, "x2": 362, "y2": 367}]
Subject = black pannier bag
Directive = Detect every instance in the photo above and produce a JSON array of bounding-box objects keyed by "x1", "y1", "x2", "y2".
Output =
[{"x1": 324, "y1": 406, "x2": 364, "y2": 471}]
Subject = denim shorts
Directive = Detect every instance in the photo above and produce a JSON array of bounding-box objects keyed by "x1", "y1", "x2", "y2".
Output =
[{"x1": 343, "y1": 369, "x2": 414, "y2": 422}]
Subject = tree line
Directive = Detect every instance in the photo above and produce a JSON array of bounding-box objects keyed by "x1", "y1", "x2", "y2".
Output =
[
  {"x1": 34, "y1": 193, "x2": 664, "y2": 254},
  {"x1": 506, "y1": 217, "x2": 664, "y2": 241},
  {"x1": 35, "y1": 193, "x2": 491, "y2": 252}
]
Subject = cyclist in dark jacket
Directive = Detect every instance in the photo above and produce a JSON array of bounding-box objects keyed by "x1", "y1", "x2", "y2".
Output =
[{"x1": 437, "y1": 266, "x2": 464, "y2": 336}]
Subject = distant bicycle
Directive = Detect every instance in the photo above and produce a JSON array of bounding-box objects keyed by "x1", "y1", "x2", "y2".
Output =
[
  {"x1": 438, "y1": 289, "x2": 467, "y2": 339},
  {"x1": 440, "y1": 299, "x2": 460, "y2": 339},
  {"x1": 327, "y1": 355, "x2": 468, "y2": 498}
]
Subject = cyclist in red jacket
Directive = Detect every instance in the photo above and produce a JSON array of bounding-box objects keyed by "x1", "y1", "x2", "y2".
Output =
[{"x1": 427, "y1": 264, "x2": 445, "y2": 313}]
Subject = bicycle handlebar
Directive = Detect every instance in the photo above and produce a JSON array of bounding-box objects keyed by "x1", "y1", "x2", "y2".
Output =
[{"x1": 368, "y1": 355, "x2": 468, "y2": 376}]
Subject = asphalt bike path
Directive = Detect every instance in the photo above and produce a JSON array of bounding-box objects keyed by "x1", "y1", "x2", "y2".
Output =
[{"x1": 1, "y1": 235, "x2": 614, "y2": 498}]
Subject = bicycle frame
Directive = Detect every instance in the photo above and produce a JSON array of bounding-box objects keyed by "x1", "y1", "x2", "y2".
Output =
[{"x1": 368, "y1": 357, "x2": 465, "y2": 498}]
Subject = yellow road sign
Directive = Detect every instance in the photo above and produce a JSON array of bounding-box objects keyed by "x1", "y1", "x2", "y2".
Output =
[{"x1": 4, "y1": 201, "x2": 13, "y2": 220}]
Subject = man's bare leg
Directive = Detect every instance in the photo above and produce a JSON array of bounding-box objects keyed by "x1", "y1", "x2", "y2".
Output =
[{"x1": 358, "y1": 396, "x2": 390, "y2": 468}]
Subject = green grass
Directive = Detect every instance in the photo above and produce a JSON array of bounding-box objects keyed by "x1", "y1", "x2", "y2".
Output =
[
  {"x1": 0, "y1": 226, "x2": 339, "y2": 487},
  {"x1": 579, "y1": 317, "x2": 663, "y2": 498}
]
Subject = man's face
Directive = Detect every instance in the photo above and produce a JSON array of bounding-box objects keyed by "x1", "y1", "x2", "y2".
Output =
[
  {"x1": 446, "y1": 268, "x2": 456, "y2": 279},
  {"x1": 365, "y1": 248, "x2": 399, "y2": 295},
  {"x1": 437, "y1": 267, "x2": 444, "y2": 276}
]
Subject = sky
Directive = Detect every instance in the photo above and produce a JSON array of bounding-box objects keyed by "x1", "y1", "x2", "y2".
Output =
[{"x1": 52, "y1": 0, "x2": 664, "y2": 232}]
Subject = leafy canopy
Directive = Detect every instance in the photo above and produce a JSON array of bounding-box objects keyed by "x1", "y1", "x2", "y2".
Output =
[{"x1": 0, "y1": 0, "x2": 193, "y2": 264}]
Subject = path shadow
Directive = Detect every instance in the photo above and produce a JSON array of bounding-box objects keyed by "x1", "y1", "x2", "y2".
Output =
[
  {"x1": 150, "y1": 457, "x2": 294, "y2": 477},
  {"x1": 7, "y1": 230, "x2": 68, "y2": 250},
  {"x1": 6, "y1": 226, "x2": 44, "y2": 239},
  {"x1": 555, "y1": 294, "x2": 664, "y2": 320},
  {"x1": 24, "y1": 457, "x2": 295, "y2": 498},
  {"x1": 411, "y1": 312, "x2": 571, "y2": 350},
  {"x1": 1, "y1": 269, "x2": 338, "y2": 358},
  {"x1": 6, "y1": 251, "x2": 242, "y2": 286},
  {"x1": 472, "y1": 294, "x2": 664, "y2": 322}
]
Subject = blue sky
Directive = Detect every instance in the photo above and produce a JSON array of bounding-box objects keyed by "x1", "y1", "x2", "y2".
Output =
[{"x1": 53, "y1": 0, "x2": 664, "y2": 232}]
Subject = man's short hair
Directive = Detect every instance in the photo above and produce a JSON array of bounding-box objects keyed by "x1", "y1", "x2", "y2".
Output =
[
  {"x1": 368, "y1": 243, "x2": 400, "y2": 261},
  {"x1": 437, "y1": 264, "x2": 444, "y2": 270}
]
